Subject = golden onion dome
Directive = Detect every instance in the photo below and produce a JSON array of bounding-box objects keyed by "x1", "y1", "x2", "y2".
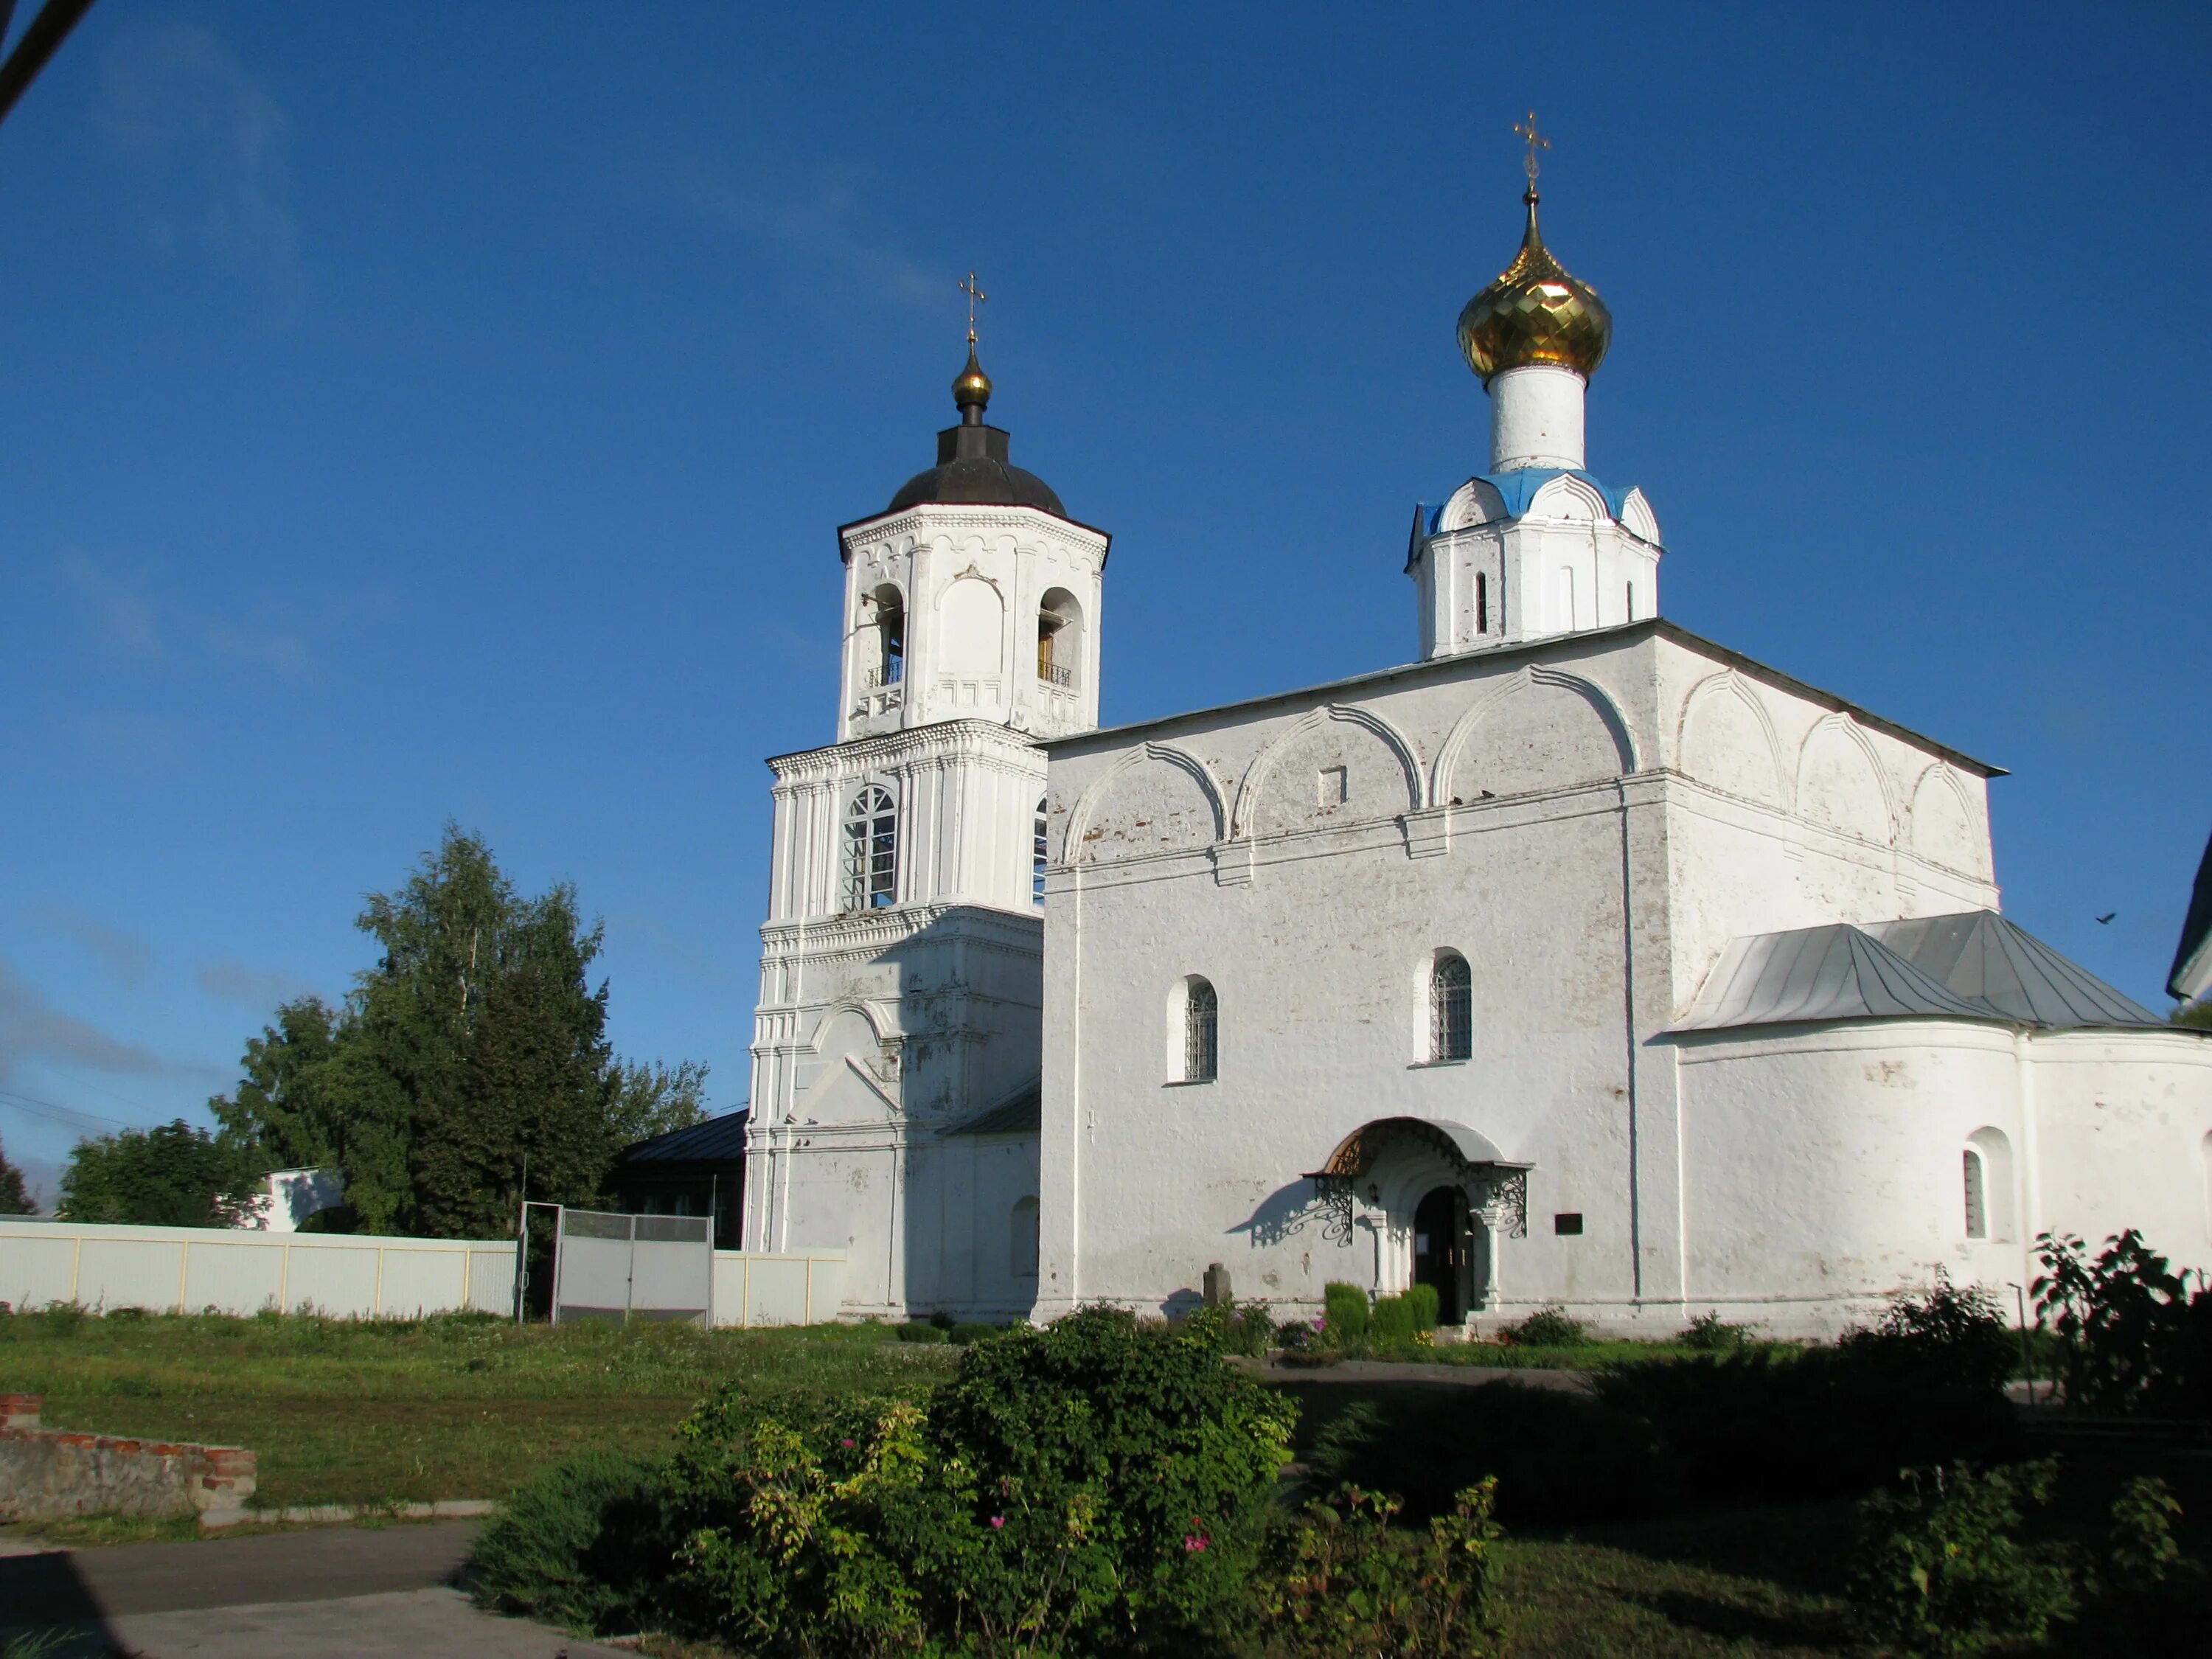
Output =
[
  {"x1": 1457, "y1": 192, "x2": 1612, "y2": 384},
  {"x1": 952, "y1": 344, "x2": 993, "y2": 412}
]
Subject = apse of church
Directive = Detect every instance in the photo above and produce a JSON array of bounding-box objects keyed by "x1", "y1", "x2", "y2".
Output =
[{"x1": 748, "y1": 141, "x2": 2211, "y2": 1338}]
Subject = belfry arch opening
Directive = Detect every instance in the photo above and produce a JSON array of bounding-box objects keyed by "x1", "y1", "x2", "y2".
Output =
[
  {"x1": 869, "y1": 583, "x2": 905, "y2": 686},
  {"x1": 1037, "y1": 588, "x2": 1082, "y2": 687}
]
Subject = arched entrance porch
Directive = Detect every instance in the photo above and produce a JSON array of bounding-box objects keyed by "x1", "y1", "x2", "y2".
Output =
[{"x1": 1302, "y1": 1117, "x2": 1530, "y2": 1320}]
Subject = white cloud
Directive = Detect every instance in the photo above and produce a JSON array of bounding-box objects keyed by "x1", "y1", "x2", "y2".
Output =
[
  {"x1": 58, "y1": 552, "x2": 164, "y2": 660},
  {"x1": 18, "y1": 902, "x2": 155, "y2": 989},
  {"x1": 619, "y1": 149, "x2": 942, "y2": 318},
  {"x1": 97, "y1": 18, "x2": 300, "y2": 314},
  {"x1": 0, "y1": 959, "x2": 212, "y2": 1088},
  {"x1": 202, "y1": 621, "x2": 313, "y2": 681},
  {"x1": 194, "y1": 957, "x2": 317, "y2": 1013}
]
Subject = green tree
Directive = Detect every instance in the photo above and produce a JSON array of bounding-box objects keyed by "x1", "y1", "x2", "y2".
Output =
[
  {"x1": 605, "y1": 1057, "x2": 711, "y2": 1149},
  {"x1": 209, "y1": 823, "x2": 709, "y2": 1238},
  {"x1": 0, "y1": 1136, "x2": 36, "y2": 1214},
  {"x1": 2175, "y1": 999, "x2": 2212, "y2": 1031},
  {"x1": 58, "y1": 1119, "x2": 262, "y2": 1228}
]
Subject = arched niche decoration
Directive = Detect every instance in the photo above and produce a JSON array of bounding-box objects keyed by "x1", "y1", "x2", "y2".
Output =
[
  {"x1": 1438, "y1": 479, "x2": 1506, "y2": 532},
  {"x1": 1676, "y1": 669, "x2": 1787, "y2": 809},
  {"x1": 1065, "y1": 742, "x2": 1226, "y2": 864},
  {"x1": 1433, "y1": 664, "x2": 1635, "y2": 807},
  {"x1": 1907, "y1": 762, "x2": 1981, "y2": 874},
  {"x1": 936, "y1": 572, "x2": 1004, "y2": 679},
  {"x1": 1231, "y1": 703, "x2": 1424, "y2": 840},
  {"x1": 1527, "y1": 474, "x2": 1608, "y2": 523},
  {"x1": 797, "y1": 1001, "x2": 901, "y2": 1126},
  {"x1": 1795, "y1": 714, "x2": 1895, "y2": 846}
]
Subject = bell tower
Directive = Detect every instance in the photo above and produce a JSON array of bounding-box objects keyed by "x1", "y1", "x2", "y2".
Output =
[{"x1": 743, "y1": 295, "x2": 1108, "y2": 1323}]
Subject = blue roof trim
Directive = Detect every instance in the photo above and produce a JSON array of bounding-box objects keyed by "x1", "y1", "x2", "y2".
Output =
[{"x1": 1423, "y1": 469, "x2": 1634, "y2": 536}]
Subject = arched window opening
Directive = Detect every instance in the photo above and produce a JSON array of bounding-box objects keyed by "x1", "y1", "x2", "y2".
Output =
[
  {"x1": 1475, "y1": 571, "x2": 1489, "y2": 636},
  {"x1": 843, "y1": 785, "x2": 897, "y2": 910},
  {"x1": 1964, "y1": 1126, "x2": 2014, "y2": 1242},
  {"x1": 1011, "y1": 1196, "x2": 1040, "y2": 1277},
  {"x1": 1430, "y1": 953, "x2": 1472, "y2": 1062},
  {"x1": 1032, "y1": 797, "x2": 1049, "y2": 904},
  {"x1": 1183, "y1": 977, "x2": 1218, "y2": 1083},
  {"x1": 1037, "y1": 588, "x2": 1082, "y2": 688},
  {"x1": 869, "y1": 584, "x2": 905, "y2": 686}
]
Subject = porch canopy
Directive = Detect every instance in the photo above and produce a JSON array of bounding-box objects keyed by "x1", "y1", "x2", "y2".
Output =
[{"x1": 1303, "y1": 1116, "x2": 1531, "y2": 1189}]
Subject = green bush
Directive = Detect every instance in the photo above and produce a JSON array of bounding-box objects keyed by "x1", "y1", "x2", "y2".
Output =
[
  {"x1": 1242, "y1": 1480, "x2": 1504, "y2": 1658},
  {"x1": 1324, "y1": 1282, "x2": 1369, "y2": 1346},
  {"x1": 1309, "y1": 1383, "x2": 1670, "y2": 1526},
  {"x1": 1847, "y1": 1458, "x2": 2076, "y2": 1658},
  {"x1": 946, "y1": 1321, "x2": 1000, "y2": 1346},
  {"x1": 1500, "y1": 1305, "x2": 1585, "y2": 1347},
  {"x1": 1842, "y1": 1267, "x2": 2016, "y2": 1397},
  {"x1": 1368, "y1": 1295, "x2": 1418, "y2": 1347},
  {"x1": 2034, "y1": 1228, "x2": 2212, "y2": 1415},
  {"x1": 894, "y1": 1321, "x2": 948, "y2": 1344},
  {"x1": 1400, "y1": 1283, "x2": 1439, "y2": 1332},
  {"x1": 658, "y1": 1306, "x2": 1298, "y2": 1657},
  {"x1": 472, "y1": 1453, "x2": 668, "y2": 1635},
  {"x1": 1183, "y1": 1298, "x2": 1276, "y2": 1357},
  {"x1": 1680, "y1": 1310, "x2": 1750, "y2": 1352}
]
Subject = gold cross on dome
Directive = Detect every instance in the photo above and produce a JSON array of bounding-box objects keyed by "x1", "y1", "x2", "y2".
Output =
[
  {"x1": 1514, "y1": 111, "x2": 1550, "y2": 191},
  {"x1": 959, "y1": 271, "x2": 988, "y2": 346}
]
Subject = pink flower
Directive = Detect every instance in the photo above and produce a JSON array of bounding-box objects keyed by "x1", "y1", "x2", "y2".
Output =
[
  {"x1": 990, "y1": 1515, "x2": 1006, "y2": 1528},
  {"x1": 1183, "y1": 1534, "x2": 1209, "y2": 1553},
  {"x1": 841, "y1": 1439, "x2": 855, "y2": 1447}
]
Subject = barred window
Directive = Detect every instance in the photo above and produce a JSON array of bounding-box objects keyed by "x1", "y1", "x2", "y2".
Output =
[
  {"x1": 1430, "y1": 953, "x2": 1472, "y2": 1062},
  {"x1": 1183, "y1": 977, "x2": 1218, "y2": 1083},
  {"x1": 1963, "y1": 1148, "x2": 1986, "y2": 1240},
  {"x1": 1033, "y1": 797, "x2": 1049, "y2": 904},
  {"x1": 843, "y1": 785, "x2": 897, "y2": 910}
]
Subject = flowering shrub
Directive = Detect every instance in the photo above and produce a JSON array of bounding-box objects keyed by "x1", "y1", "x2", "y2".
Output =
[
  {"x1": 652, "y1": 1307, "x2": 1295, "y2": 1657},
  {"x1": 1245, "y1": 1480, "x2": 1504, "y2": 1658}
]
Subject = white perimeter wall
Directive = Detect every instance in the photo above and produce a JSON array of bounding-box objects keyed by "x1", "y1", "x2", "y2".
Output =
[{"x1": 0, "y1": 1222, "x2": 515, "y2": 1319}]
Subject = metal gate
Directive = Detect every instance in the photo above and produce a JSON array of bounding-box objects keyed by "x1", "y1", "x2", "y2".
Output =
[{"x1": 552, "y1": 1207, "x2": 712, "y2": 1325}]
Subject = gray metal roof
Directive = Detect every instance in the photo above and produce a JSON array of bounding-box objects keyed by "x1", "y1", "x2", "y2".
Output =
[
  {"x1": 1865, "y1": 912, "x2": 2163, "y2": 1029},
  {"x1": 1677, "y1": 911, "x2": 2164, "y2": 1034},
  {"x1": 616, "y1": 1110, "x2": 748, "y2": 1164}
]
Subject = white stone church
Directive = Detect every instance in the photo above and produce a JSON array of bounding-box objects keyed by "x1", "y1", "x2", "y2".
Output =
[{"x1": 742, "y1": 183, "x2": 2212, "y2": 1338}]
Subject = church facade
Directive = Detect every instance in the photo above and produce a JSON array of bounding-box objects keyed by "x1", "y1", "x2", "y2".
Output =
[{"x1": 745, "y1": 184, "x2": 2212, "y2": 1337}]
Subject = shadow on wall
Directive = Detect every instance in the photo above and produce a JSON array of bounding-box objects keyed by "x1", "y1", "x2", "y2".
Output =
[
  {"x1": 780, "y1": 903, "x2": 1046, "y2": 1321},
  {"x1": 1230, "y1": 1178, "x2": 1338, "y2": 1250}
]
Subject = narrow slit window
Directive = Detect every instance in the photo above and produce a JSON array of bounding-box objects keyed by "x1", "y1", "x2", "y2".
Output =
[
  {"x1": 843, "y1": 785, "x2": 898, "y2": 910},
  {"x1": 1032, "y1": 797, "x2": 1049, "y2": 904},
  {"x1": 1962, "y1": 1148, "x2": 1986, "y2": 1240},
  {"x1": 1475, "y1": 571, "x2": 1489, "y2": 635},
  {"x1": 1430, "y1": 953, "x2": 1472, "y2": 1062},
  {"x1": 1625, "y1": 580, "x2": 1635, "y2": 622},
  {"x1": 1183, "y1": 978, "x2": 1218, "y2": 1082}
]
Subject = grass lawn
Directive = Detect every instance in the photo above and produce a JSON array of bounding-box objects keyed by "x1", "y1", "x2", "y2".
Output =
[
  {"x1": 6, "y1": 1307, "x2": 2205, "y2": 1656},
  {"x1": 0, "y1": 1304, "x2": 957, "y2": 1509}
]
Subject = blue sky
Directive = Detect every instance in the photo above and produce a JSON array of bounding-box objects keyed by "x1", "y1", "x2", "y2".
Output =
[{"x1": 2, "y1": 2, "x2": 2207, "y2": 1204}]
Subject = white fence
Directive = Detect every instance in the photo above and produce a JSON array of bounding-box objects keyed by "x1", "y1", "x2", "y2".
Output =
[
  {"x1": 710, "y1": 1250, "x2": 846, "y2": 1327},
  {"x1": 0, "y1": 1221, "x2": 515, "y2": 1319}
]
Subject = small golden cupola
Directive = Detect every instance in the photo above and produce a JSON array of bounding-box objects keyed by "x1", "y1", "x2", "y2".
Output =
[{"x1": 1457, "y1": 115, "x2": 1612, "y2": 385}]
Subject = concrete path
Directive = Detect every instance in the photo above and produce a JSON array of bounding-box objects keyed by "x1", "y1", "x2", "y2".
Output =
[{"x1": 0, "y1": 1520, "x2": 631, "y2": 1658}]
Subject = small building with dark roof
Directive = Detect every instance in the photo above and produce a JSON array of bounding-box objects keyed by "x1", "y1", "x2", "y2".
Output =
[{"x1": 611, "y1": 1110, "x2": 746, "y2": 1251}]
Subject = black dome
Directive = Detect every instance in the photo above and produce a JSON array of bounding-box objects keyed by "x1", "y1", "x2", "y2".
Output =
[{"x1": 886, "y1": 421, "x2": 1067, "y2": 519}]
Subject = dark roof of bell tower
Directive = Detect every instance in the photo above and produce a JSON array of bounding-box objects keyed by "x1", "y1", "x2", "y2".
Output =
[{"x1": 886, "y1": 420, "x2": 1068, "y2": 517}]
